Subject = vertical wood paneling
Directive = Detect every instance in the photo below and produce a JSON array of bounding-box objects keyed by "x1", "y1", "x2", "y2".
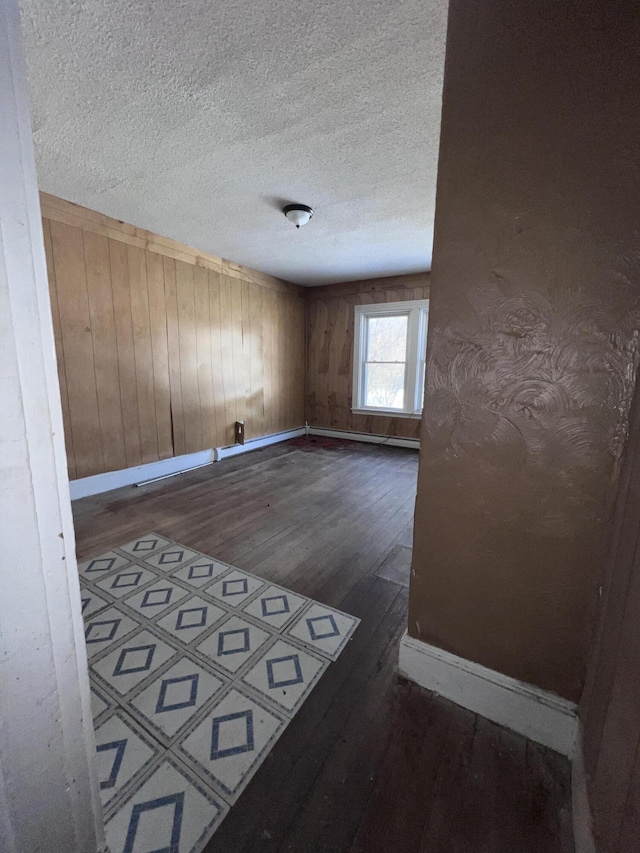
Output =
[
  {"x1": 217, "y1": 274, "x2": 236, "y2": 445},
  {"x1": 288, "y1": 291, "x2": 298, "y2": 428},
  {"x1": 43, "y1": 218, "x2": 77, "y2": 479},
  {"x1": 282, "y1": 292, "x2": 294, "y2": 429},
  {"x1": 582, "y1": 382, "x2": 640, "y2": 853},
  {"x1": 145, "y1": 252, "x2": 173, "y2": 460},
  {"x1": 306, "y1": 296, "x2": 319, "y2": 426},
  {"x1": 619, "y1": 744, "x2": 640, "y2": 850},
  {"x1": 336, "y1": 294, "x2": 351, "y2": 430},
  {"x1": 241, "y1": 281, "x2": 253, "y2": 437},
  {"x1": 280, "y1": 290, "x2": 288, "y2": 429},
  {"x1": 175, "y1": 261, "x2": 202, "y2": 454},
  {"x1": 263, "y1": 287, "x2": 275, "y2": 435},
  {"x1": 109, "y1": 239, "x2": 143, "y2": 468},
  {"x1": 206, "y1": 271, "x2": 225, "y2": 445},
  {"x1": 163, "y1": 256, "x2": 185, "y2": 457},
  {"x1": 83, "y1": 231, "x2": 127, "y2": 473},
  {"x1": 274, "y1": 290, "x2": 283, "y2": 430},
  {"x1": 250, "y1": 284, "x2": 264, "y2": 438},
  {"x1": 310, "y1": 297, "x2": 329, "y2": 427},
  {"x1": 128, "y1": 245, "x2": 158, "y2": 464},
  {"x1": 49, "y1": 219, "x2": 103, "y2": 478},
  {"x1": 42, "y1": 198, "x2": 306, "y2": 480},
  {"x1": 306, "y1": 274, "x2": 430, "y2": 438},
  {"x1": 206, "y1": 272, "x2": 221, "y2": 449},
  {"x1": 231, "y1": 278, "x2": 246, "y2": 433},
  {"x1": 294, "y1": 293, "x2": 306, "y2": 427},
  {"x1": 194, "y1": 266, "x2": 215, "y2": 450}
]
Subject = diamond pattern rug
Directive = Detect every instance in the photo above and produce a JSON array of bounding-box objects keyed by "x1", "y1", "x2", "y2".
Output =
[{"x1": 79, "y1": 534, "x2": 360, "y2": 853}]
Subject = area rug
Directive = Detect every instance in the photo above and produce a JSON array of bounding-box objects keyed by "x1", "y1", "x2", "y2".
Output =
[{"x1": 79, "y1": 533, "x2": 359, "y2": 853}]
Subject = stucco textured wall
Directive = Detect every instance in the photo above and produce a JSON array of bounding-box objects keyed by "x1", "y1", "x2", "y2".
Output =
[{"x1": 409, "y1": 0, "x2": 640, "y2": 701}]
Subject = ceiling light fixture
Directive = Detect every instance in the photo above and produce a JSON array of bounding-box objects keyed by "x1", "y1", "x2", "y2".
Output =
[{"x1": 283, "y1": 203, "x2": 313, "y2": 228}]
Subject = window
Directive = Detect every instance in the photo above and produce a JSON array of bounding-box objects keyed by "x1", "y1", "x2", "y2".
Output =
[{"x1": 352, "y1": 300, "x2": 429, "y2": 418}]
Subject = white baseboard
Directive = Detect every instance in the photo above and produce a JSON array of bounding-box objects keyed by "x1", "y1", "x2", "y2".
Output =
[
  {"x1": 216, "y1": 428, "x2": 305, "y2": 460},
  {"x1": 69, "y1": 449, "x2": 217, "y2": 500},
  {"x1": 572, "y1": 723, "x2": 597, "y2": 853},
  {"x1": 398, "y1": 632, "x2": 578, "y2": 756},
  {"x1": 308, "y1": 426, "x2": 420, "y2": 450},
  {"x1": 69, "y1": 427, "x2": 305, "y2": 499}
]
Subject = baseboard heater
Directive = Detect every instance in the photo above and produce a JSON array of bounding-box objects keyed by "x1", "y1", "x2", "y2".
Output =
[
  {"x1": 307, "y1": 426, "x2": 420, "y2": 450},
  {"x1": 68, "y1": 428, "x2": 305, "y2": 500},
  {"x1": 69, "y1": 425, "x2": 420, "y2": 500}
]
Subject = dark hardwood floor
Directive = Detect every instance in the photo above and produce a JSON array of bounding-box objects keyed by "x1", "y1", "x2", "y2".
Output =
[{"x1": 73, "y1": 438, "x2": 574, "y2": 852}]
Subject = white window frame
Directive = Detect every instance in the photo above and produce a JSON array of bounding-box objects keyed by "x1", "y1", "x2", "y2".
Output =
[{"x1": 352, "y1": 299, "x2": 429, "y2": 419}]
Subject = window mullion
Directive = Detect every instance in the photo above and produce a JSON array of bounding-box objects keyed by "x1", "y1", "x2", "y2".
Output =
[
  {"x1": 353, "y1": 308, "x2": 364, "y2": 409},
  {"x1": 360, "y1": 314, "x2": 368, "y2": 409},
  {"x1": 416, "y1": 308, "x2": 428, "y2": 412},
  {"x1": 404, "y1": 308, "x2": 419, "y2": 414}
]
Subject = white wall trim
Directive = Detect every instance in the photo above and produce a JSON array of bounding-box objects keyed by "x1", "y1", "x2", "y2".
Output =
[
  {"x1": 70, "y1": 427, "x2": 306, "y2": 499},
  {"x1": 308, "y1": 426, "x2": 420, "y2": 450},
  {"x1": 572, "y1": 722, "x2": 598, "y2": 853},
  {"x1": 398, "y1": 632, "x2": 578, "y2": 756},
  {"x1": 216, "y1": 427, "x2": 305, "y2": 460},
  {"x1": 70, "y1": 449, "x2": 218, "y2": 499},
  {"x1": 351, "y1": 408, "x2": 422, "y2": 420},
  {"x1": 0, "y1": 0, "x2": 105, "y2": 847}
]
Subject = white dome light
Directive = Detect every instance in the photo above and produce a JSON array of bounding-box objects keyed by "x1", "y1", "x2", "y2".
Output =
[{"x1": 283, "y1": 204, "x2": 313, "y2": 228}]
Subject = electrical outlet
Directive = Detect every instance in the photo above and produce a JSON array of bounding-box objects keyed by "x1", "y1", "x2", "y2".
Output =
[{"x1": 235, "y1": 420, "x2": 245, "y2": 445}]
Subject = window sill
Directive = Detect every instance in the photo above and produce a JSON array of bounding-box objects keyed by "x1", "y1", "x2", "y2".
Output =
[{"x1": 351, "y1": 408, "x2": 422, "y2": 420}]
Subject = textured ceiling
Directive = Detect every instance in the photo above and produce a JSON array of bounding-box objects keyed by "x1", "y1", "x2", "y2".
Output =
[{"x1": 19, "y1": 0, "x2": 448, "y2": 286}]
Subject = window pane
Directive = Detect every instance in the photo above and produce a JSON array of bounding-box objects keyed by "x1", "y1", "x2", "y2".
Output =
[
  {"x1": 366, "y1": 315, "x2": 408, "y2": 362},
  {"x1": 365, "y1": 363, "x2": 405, "y2": 409}
]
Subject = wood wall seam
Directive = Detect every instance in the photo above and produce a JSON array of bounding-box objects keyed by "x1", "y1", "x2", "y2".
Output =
[{"x1": 40, "y1": 192, "x2": 304, "y2": 296}]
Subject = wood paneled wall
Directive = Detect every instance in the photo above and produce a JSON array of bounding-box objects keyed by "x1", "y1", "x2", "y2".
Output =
[
  {"x1": 581, "y1": 378, "x2": 640, "y2": 852},
  {"x1": 305, "y1": 273, "x2": 430, "y2": 438},
  {"x1": 42, "y1": 194, "x2": 305, "y2": 480}
]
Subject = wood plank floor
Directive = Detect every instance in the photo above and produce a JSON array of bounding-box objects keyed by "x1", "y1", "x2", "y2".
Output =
[{"x1": 73, "y1": 438, "x2": 574, "y2": 852}]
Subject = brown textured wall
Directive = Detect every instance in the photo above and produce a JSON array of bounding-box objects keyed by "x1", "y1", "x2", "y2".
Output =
[
  {"x1": 580, "y1": 378, "x2": 640, "y2": 852},
  {"x1": 306, "y1": 273, "x2": 429, "y2": 438},
  {"x1": 409, "y1": 0, "x2": 640, "y2": 701}
]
